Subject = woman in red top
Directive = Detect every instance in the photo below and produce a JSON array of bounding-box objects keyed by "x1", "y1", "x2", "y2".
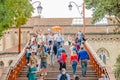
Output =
[
  {"x1": 70, "y1": 50, "x2": 78, "y2": 78},
  {"x1": 60, "y1": 50, "x2": 67, "y2": 71}
]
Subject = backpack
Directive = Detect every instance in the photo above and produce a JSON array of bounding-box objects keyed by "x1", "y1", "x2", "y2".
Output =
[
  {"x1": 57, "y1": 55, "x2": 63, "y2": 63},
  {"x1": 60, "y1": 73, "x2": 67, "y2": 80}
]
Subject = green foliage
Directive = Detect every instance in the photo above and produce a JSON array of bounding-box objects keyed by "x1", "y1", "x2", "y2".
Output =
[
  {"x1": 115, "y1": 55, "x2": 120, "y2": 80},
  {"x1": 84, "y1": 0, "x2": 120, "y2": 33},
  {"x1": 0, "y1": 0, "x2": 33, "y2": 36}
]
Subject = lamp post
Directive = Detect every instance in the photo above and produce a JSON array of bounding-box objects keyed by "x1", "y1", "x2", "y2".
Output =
[
  {"x1": 32, "y1": 1, "x2": 43, "y2": 16},
  {"x1": 18, "y1": 1, "x2": 42, "y2": 53},
  {"x1": 68, "y1": 1, "x2": 86, "y2": 35}
]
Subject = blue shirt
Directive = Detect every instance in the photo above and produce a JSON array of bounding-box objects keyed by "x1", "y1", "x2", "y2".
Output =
[
  {"x1": 78, "y1": 49, "x2": 90, "y2": 60},
  {"x1": 57, "y1": 48, "x2": 66, "y2": 58},
  {"x1": 57, "y1": 73, "x2": 70, "y2": 80},
  {"x1": 42, "y1": 45, "x2": 47, "y2": 52}
]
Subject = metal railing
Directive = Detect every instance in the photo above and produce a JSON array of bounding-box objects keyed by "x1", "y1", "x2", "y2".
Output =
[
  {"x1": 0, "y1": 43, "x2": 28, "y2": 80},
  {"x1": 0, "y1": 41, "x2": 116, "y2": 80}
]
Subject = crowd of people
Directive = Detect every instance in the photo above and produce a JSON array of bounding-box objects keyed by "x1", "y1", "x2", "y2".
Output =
[{"x1": 25, "y1": 30, "x2": 90, "y2": 80}]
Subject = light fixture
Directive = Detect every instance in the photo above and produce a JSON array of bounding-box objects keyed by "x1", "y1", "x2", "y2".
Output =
[
  {"x1": 68, "y1": 3, "x2": 72, "y2": 10},
  {"x1": 37, "y1": 4, "x2": 43, "y2": 14}
]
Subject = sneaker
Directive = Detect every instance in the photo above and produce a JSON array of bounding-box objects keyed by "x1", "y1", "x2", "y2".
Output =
[
  {"x1": 73, "y1": 75, "x2": 76, "y2": 78},
  {"x1": 45, "y1": 72, "x2": 47, "y2": 75},
  {"x1": 82, "y1": 74, "x2": 86, "y2": 77}
]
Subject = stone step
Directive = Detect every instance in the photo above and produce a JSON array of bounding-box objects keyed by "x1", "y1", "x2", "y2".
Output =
[
  {"x1": 19, "y1": 73, "x2": 97, "y2": 78},
  {"x1": 18, "y1": 71, "x2": 97, "y2": 77},
  {"x1": 16, "y1": 76, "x2": 98, "y2": 80},
  {"x1": 16, "y1": 45, "x2": 98, "y2": 80},
  {"x1": 22, "y1": 64, "x2": 93, "y2": 71},
  {"x1": 21, "y1": 67, "x2": 94, "y2": 72},
  {"x1": 19, "y1": 70, "x2": 96, "y2": 74}
]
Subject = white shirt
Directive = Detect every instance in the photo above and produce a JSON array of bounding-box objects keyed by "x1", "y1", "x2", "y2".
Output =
[
  {"x1": 47, "y1": 35, "x2": 54, "y2": 41},
  {"x1": 31, "y1": 44, "x2": 38, "y2": 53},
  {"x1": 37, "y1": 34, "x2": 46, "y2": 44}
]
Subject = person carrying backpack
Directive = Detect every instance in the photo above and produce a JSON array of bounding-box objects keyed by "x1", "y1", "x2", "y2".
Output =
[
  {"x1": 57, "y1": 68, "x2": 70, "y2": 80},
  {"x1": 57, "y1": 50, "x2": 67, "y2": 71}
]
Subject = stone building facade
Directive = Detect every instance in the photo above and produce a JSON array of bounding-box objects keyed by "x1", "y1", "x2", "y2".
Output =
[{"x1": 0, "y1": 16, "x2": 120, "y2": 77}]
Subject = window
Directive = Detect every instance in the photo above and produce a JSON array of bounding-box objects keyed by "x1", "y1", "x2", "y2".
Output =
[
  {"x1": 99, "y1": 50, "x2": 106, "y2": 64},
  {"x1": 0, "y1": 61, "x2": 4, "y2": 68},
  {"x1": 97, "y1": 48, "x2": 109, "y2": 65},
  {"x1": 94, "y1": 18, "x2": 108, "y2": 25},
  {"x1": 72, "y1": 18, "x2": 83, "y2": 25}
]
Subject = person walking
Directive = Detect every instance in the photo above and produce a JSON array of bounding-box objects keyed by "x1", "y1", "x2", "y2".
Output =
[
  {"x1": 29, "y1": 51, "x2": 38, "y2": 67},
  {"x1": 70, "y1": 50, "x2": 78, "y2": 78},
  {"x1": 50, "y1": 43, "x2": 56, "y2": 66},
  {"x1": 69, "y1": 43, "x2": 78, "y2": 55},
  {"x1": 36, "y1": 48, "x2": 41, "y2": 71},
  {"x1": 57, "y1": 45, "x2": 66, "y2": 58},
  {"x1": 57, "y1": 50, "x2": 67, "y2": 71},
  {"x1": 26, "y1": 47, "x2": 32, "y2": 64},
  {"x1": 77, "y1": 31, "x2": 84, "y2": 46},
  {"x1": 57, "y1": 68, "x2": 70, "y2": 80},
  {"x1": 78, "y1": 46, "x2": 90, "y2": 77},
  {"x1": 28, "y1": 60, "x2": 37, "y2": 80},
  {"x1": 40, "y1": 47, "x2": 48, "y2": 76},
  {"x1": 61, "y1": 50, "x2": 67, "y2": 70}
]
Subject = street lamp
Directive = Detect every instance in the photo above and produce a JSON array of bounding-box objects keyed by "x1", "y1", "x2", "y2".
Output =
[
  {"x1": 18, "y1": 1, "x2": 42, "y2": 53},
  {"x1": 32, "y1": 1, "x2": 43, "y2": 16},
  {"x1": 68, "y1": 1, "x2": 86, "y2": 35}
]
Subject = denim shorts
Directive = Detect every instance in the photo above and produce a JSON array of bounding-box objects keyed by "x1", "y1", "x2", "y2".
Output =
[{"x1": 41, "y1": 62, "x2": 47, "y2": 68}]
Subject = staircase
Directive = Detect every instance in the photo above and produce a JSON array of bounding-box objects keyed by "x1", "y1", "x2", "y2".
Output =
[
  {"x1": 16, "y1": 64, "x2": 98, "y2": 80},
  {"x1": 16, "y1": 45, "x2": 98, "y2": 80},
  {"x1": 1, "y1": 42, "x2": 115, "y2": 80}
]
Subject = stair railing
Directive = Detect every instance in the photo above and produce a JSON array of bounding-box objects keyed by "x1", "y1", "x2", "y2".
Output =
[
  {"x1": 84, "y1": 41, "x2": 115, "y2": 80},
  {"x1": 0, "y1": 43, "x2": 28, "y2": 80},
  {"x1": 1, "y1": 41, "x2": 116, "y2": 80}
]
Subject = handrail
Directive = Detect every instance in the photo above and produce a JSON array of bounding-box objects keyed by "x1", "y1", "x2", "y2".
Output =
[
  {"x1": 84, "y1": 41, "x2": 116, "y2": 80},
  {"x1": 0, "y1": 41, "x2": 116, "y2": 80},
  {"x1": 0, "y1": 43, "x2": 28, "y2": 80}
]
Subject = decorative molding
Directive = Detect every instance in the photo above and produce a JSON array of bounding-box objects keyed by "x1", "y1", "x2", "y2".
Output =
[{"x1": 86, "y1": 35, "x2": 120, "y2": 41}]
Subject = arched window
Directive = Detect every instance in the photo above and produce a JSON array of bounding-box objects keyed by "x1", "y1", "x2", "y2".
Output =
[
  {"x1": 97, "y1": 48, "x2": 109, "y2": 65},
  {"x1": 8, "y1": 60, "x2": 13, "y2": 66},
  {"x1": 99, "y1": 50, "x2": 106, "y2": 64}
]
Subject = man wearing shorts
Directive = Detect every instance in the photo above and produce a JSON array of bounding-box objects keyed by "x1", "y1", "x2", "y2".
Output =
[{"x1": 40, "y1": 47, "x2": 48, "y2": 76}]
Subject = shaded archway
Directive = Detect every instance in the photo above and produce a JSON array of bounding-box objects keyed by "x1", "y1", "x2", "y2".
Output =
[
  {"x1": 0, "y1": 61, "x2": 4, "y2": 68},
  {"x1": 8, "y1": 60, "x2": 13, "y2": 66}
]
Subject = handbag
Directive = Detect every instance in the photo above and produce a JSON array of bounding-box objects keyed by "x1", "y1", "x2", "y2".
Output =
[{"x1": 57, "y1": 55, "x2": 63, "y2": 63}]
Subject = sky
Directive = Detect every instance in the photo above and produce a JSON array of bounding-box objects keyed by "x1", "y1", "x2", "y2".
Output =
[{"x1": 31, "y1": 0, "x2": 93, "y2": 18}]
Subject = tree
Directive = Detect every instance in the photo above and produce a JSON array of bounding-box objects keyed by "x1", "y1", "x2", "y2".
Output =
[
  {"x1": 84, "y1": 0, "x2": 120, "y2": 33},
  {"x1": 115, "y1": 55, "x2": 120, "y2": 80},
  {"x1": 0, "y1": 0, "x2": 33, "y2": 36}
]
